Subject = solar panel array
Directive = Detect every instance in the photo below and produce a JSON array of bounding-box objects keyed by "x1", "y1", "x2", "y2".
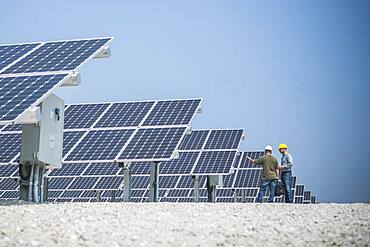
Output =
[
  {"x1": 0, "y1": 38, "x2": 112, "y2": 125},
  {"x1": 0, "y1": 98, "x2": 202, "y2": 164}
]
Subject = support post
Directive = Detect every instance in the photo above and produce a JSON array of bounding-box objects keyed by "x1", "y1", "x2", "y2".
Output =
[
  {"x1": 241, "y1": 189, "x2": 246, "y2": 203},
  {"x1": 233, "y1": 189, "x2": 237, "y2": 203},
  {"x1": 206, "y1": 175, "x2": 217, "y2": 203},
  {"x1": 96, "y1": 191, "x2": 101, "y2": 202},
  {"x1": 123, "y1": 166, "x2": 132, "y2": 202},
  {"x1": 192, "y1": 175, "x2": 200, "y2": 203},
  {"x1": 149, "y1": 162, "x2": 160, "y2": 202},
  {"x1": 111, "y1": 190, "x2": 116, "y2": 202}
]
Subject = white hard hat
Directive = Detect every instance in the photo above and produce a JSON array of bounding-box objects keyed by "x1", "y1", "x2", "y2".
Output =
[{"x1": 264, "y1": 145, "x2": 273, "y2": 151}]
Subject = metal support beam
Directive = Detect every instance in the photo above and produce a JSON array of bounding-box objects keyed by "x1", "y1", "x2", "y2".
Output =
[
  {"x1": 96, "y1": 190, "x2": 101, "y2": 202},
  {"x1": 206, "y1": 175, "x2": 217, "y2": 203},
  {"x1": 233, "y1": 189, "x2": 237, "y2": 203},
  {"x1": 111, "y1": 190, "x2": 116, "y2": 202},
  {"x1": 149, "y1": 162, "x2": 160, "y2": 202},
  {"x1": 241, "y1": 189, "x2": 246, "y2": 203},
  {"x1": 123, "y1": 166, "x2": 132, "y2": 202},
  {"x1": 192, "y1": 175, "x2": 200, "y2": 203}
]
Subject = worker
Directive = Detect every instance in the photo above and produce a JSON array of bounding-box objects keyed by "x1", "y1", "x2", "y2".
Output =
[
  {"x1": 247, "y1": 145, "x2": 279, "y2": 203},
  {"x1": 278, "y1": 143, "x2": 294, "y2": 203}
]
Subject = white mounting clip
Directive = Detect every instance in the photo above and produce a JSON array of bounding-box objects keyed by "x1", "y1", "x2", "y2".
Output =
[
  {"x1": 94, "y1": 46, "x2": 111, "y2": 59},
  {"x1": 62, "y1": 72, "x2": 81, "y2": 87}
]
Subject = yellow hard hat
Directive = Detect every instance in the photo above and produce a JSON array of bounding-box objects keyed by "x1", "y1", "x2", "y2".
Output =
[{"x1": 278, "y1": 143, "x2": 288, "y2": 150}]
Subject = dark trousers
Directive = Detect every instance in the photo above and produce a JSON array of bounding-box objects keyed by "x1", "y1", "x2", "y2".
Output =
[{"x1": 281, "y1": 171, "x2": 293, "y2": 203}]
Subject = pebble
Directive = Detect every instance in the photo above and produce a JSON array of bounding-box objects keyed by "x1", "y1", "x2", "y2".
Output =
[{"x1": 0, "y1": 202, "x2": 369, "y2": 246}]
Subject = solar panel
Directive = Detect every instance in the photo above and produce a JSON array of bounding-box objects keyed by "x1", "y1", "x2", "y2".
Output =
[
  {"x1": 0, "y1": 73, "x2": 70, "y2": 124},
  {"x1": 0, "y1": 178, "x2": 19, "y2": 190},
  {"x1": 159, "y1": 151, "x2": 200, "y2": 175},
  {"x1": 0, "y1": 190, "x2": 18, "y2": 199},
  {"x1": 192, "y1": 151, "x2": 238, "y2": 175},
  {"x1": 1, "y1": 38, "x2": 112, "y2": 74},
  {"x1": 238, "y1": 151, "x2": 265, "y2": 168},
  {"x1": 0, "y1": 43, "x2": 41, "y2": 72},
  {"x1": 68, "y1": 177, "x2": 99, "y2": 189},
  {"x1": 0, "y1": 133, "x2": 20, "y2": 163},
  {"x1": 1, "y1": 124, "x2": 21, "y2": 132},
  {"x1": 158, "y1": 176, "x2": 179, "y2": 189},
  {"x1": 0, "y1": 165, "x2": 18, "y2": 177},
  {"x1": 295, "y1": 185, "x2": 304, "y2": 196},
  {"x1": 94, "y1": 101, "x2": 155, "y2": 128},
  {"x1": 204, "y1": 129, "x2": 244, "y2": 150},
  {"x1": 178, "y1": 130, "x2": 210, "y2": 150},
  {"x1": 83, "y1": 162, "x2": 120, "y2": 176},
  {"x1": 48, "y1": 177, "x2": 74, "y2": 190},
  {"x1": 64, "y1": 103, "x2": 110, "y2": 129},
  {"x1": 167, "y1": 189, "x2": 191, "y2": 197},
  {"x1": 304, "y1": 191, "x2": 311, "y2": 201},
  {"x1": 60, "y1": 190, "x2": 83, "y2": 198},
  {"x1": 130, "y1": 162, "x2": 151, "y2": 175},
  {"x1": 64, "y1": 129, "x2": 135, "y2": 162},
  {"x1": 234, "y1": 169, "x2": 262, "y2": 188},
  {"x1": 142, "y1": 99, "x2": 201, "y2": 126},
  {"x1": 94, "y1": 176, "x2": 123, "y2": 190},
  {"x1": 62, "y1": 131, "x2": 86, "y2": 157},
  {"x1": 47, "y1": 190, "x2": 63, "y2": 199},
  {"x1": 118, "y1": 127, "x2": 186, "y2": 161},
  {"x1": 48, "y1": 163, "x2": 88, "y2": 176},
  {"x1": 131, "y1": 176, "x2": 149, "y2": 189},
  {"x1": 222, "y1": 172, "x2": 237, "y2": 188}
]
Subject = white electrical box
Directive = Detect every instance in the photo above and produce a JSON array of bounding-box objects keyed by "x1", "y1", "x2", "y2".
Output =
[{"x1": 20, "y1": 94, "x2": 64, "y2": 168}]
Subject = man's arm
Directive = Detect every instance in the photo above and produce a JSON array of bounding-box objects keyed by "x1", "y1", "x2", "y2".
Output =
[{"x1": 247, "y1": 156, "x2": 262, "y2": 165}]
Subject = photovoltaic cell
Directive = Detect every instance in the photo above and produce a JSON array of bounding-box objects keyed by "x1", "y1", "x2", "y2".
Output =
[
  {"x1": 0, "y1": 73, "x2": 69, "y2": 122},
  {"x1": 2, "y1": 38, "x2": 111, "y2": 74},
  {"x1": 178, "y1": 130, "x2": 209, "y2": 150},
  {"x1": 159, "y1": 151, "x2": 200, "y2": 175},
  {"x1": 131, "y1": 176, "x2": 149, "y2": 189},
  {"x1": 130, "y1": 162, "x2": 150, "y2": 175},
  {"x1": 83, "y1": 162, "x2": 120, "y2": 176},
  {"x1": 68, "y1": 177, "x2": 99, "y2": 189},
  {"x1": 95, "y1": 101, "x2": 155, "y2": 128},
  {"x1": 239, "y1": 151, "x2": 265, "y2": 168},
  {"x1": 0, "y1": 179, "x2": 19, "y2": 190},
  {"x1": 64, "y1": 103, "x2": 110, "y2": 129},
  {"x1": 158, "y1": 176, "x2": 179, "y2": 189},
  {"x1": 48, "y1": 163, "x2": 88, "y2": 176},
  {"x1": 48, "y1": 177, "x2": 74, "y2": 190},
  {"x1": 94, "y1": 176, "x2": 123, "y2": 190},
  {"x1": 0, "y1": 165, "x2": 18, "y2": 177},
  {"x1": 192, "y1": 151, "x2": 238, "y2": 175},
  {"x1": 1, "y1": 124, "x2": 21, "y2": 132},
  {"x1": 118, "y1": 127, "x2": 186, "y2": 161},
  {"x1": 65, "y1": 129, "x2": 134, "y2": 161},
  {"x1": 62, "y1": 131, "x2": 86, "y2": 156},
  {"x1": 0, "y1": 133, "x2": 21, "y2": 163},
  {"x1": 0, "y1": 43, "x2": 40, "y2": 72},
  {"x1": 61, "y1": 190, "x2": 83, "y2": 198},
  {"x1": 204, "y1": 129, "x2": 243, "y2": 150},
  {"x1": 142, "y1": 99, "x2": 201, "y2": 126},
  {"x1": 234, "y1": 169, "x2": 263, "y2": 188}
]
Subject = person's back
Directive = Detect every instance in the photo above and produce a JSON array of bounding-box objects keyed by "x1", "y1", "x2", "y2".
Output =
[
  {"x1": 254, "y1": 155, "x2": 279, "y2": 180},
  {"x1": 247, "y1": 145, "x2": 279, "y2": 203}
]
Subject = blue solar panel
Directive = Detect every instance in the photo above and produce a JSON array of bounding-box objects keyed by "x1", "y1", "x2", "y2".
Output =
[
  {"x1": 192, "y1": 151, "x2": 238, "y2": 175},
  {"x1": 130, "y1": 162, "x2": 150, "y2": 175},
  {"x1": 238, "y1": 151, "x2": 265, "y2": 168},
  {"x1": 0, "y1": 165, "x2": 18, "y2": 177},
  {"x1": 204, "y1": 129, "x2": 243, "y2": 150},
  {"x1": 94, "y1": 176, "x2": 123, "y2": 190},
  {"x1": 131, "y1": 176, "x2": 149, "y2": 189},
  {"x1": 0, "y1": 178, "x2": 18, "y2": 190},
  {"x1": 47, "y1": 190, "x2": 64, "y2": 198},
  {"x1": 63, "y1": 131, "x2": 86, "y2": 157},
  {"x1": 178, "y1": 130, "x2": 209, "y2": 150},
  {"x1": 118, "y1": 127, "x2": 186, "y2": 161},
  {"x1": 60, "y1": 190, "x2": 83, "y2": 198},
  {"x1": 295, "y1": 185, "x2": 304, "y2": 196},
  {"x1": 95, "y1": 101, "x2": 155, "y2": 128},
  {"x1": 48, "y1": 177, "x2": 75, "y2": 189},
  {"x1": 158, "y1": 176, "x2": 179, "y2": 189},
  {"x1": 48, "y1": 163, "x2": 88, "y2": 176},
  {"x1": 68, "y1": 176, "x2": 99, "y2": 189},
  {"x1": 64, "y1": 103, "x2": 110, "y2": 129},
  {"x1": 83, "y1": 162, "x2": 120, "y2": 176},
  {"x1": 233, "y1": 169, "x2": 262, "y2": 188},
  {"x1": 0, "y1": 43, "x2": 40, "y2": 72},
  {"x1": 65, "y1": 129, "x2": 135, "y2": 161},
  {"x1": 177, "y1": 175, "x2": 206, "y2": 189},
  {"x1": 142, "y1": 99, "x2": 201, "y2": 126},
  {"x1": 0, "y1": 73, "x2": 70, "y2": 122},
  {"x1": 0, "y1": 133, "x2": 20, "y2": 163},
  {"x1": 159, "y1": 151, "x2": 200, "y2": 175},
  {"x1": 0, "y1": 190, "x2": 18, "y2": 199},
  {"x1": 222, "y1": 172, "x2": 237, "y2": 188},
  {"x1": 2, "y1": 38, "x2": 111, "y2": 74},
  {"x1": 167, "y1": 189, "x2": 190, "y2": 197},
  {"x1": 1, "y1": 124, "x2": 21, "y2": 132}
]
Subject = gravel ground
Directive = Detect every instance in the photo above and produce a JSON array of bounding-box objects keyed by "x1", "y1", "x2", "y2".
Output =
[{"x1": 0, "y1": 202, "x2": 369, "y2": 247}]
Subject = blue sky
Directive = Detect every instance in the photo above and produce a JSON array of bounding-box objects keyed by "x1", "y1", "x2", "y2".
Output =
[{"x1": 1, "y1": 0, "x2": 369, "y2": 202}]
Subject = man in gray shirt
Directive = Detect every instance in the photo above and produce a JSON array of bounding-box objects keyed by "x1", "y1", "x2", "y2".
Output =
[{"x1": 278, "y1": 143, "x2": 294, "y2": 203}]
